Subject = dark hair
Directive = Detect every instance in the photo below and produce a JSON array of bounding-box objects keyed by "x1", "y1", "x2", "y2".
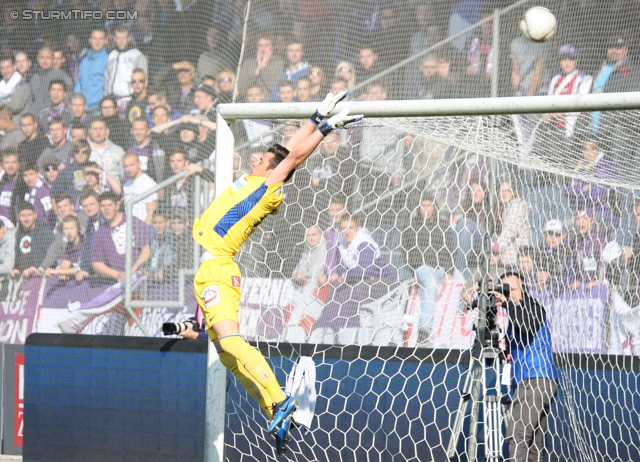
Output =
[
  {"x1": 19, "y1": 112, "x2": 36, "y2": 123},
  {"x1": 330, "y1": 193, "x2": 347, "y2": 206},
  {"x1": 54, "y1": 193, "x2": 73, "y2": 205},
  {"x1": 278, "y1": 79, "x2": 295, "y2": 90},
  {"x1": 1, "y1": 148, "x2": 18, "y2": 161},
  {"x1": 152, "y1": 208, "x2": 167, "y2": 219},
  {"x1": 340, "y1": 213, "x2": 362, "y2": 227},
  {"x1": 89, "y1": 116, "x2": 107, "y2": 127},
  {"x1": 151, "y1": 105, "x2": 169, "y2": 117},
  {"x1": 297, "y1": 76, "x2": 311, "y2": 86},
  {"x1": 71, "y1": 139, "x2": 90, "y2": 155},
  {"x1": 147, "y1": 86, "x2": 167, "y2": 100},
  {"x1": 48, "y1": 115, "x2": 67, "y2": 128},
  {"x1": 61, "y1": 214, "x2": 80, "y2": 227},
  {"x1": 266, "y1": 143, "x2": 290, "y2": 170},
  {"x1": 79, "y1": 188, "x2": 99, "y2": 203},
  {"x1": 21, "y1": 162, "x2": 38, "y2": 173},
  {"x1": 518, "y1": 246, "x2": 537, "y2": 258},
  {"x1": 48, "y1": 78, "x2": 66, "y2": 92},
  {"x1": 101, "y1": 95, "x2": 117, "y2": 108},
  {"x1": 71, "y1": 123, "x2": 88, "y2": 135},
  {"x1": 131, "y1": 67, "x2": 146, "y2": 77},
  {"x1": 99, "y1": 191, "x2": 121, "y2": 204},
  {"x1": 171, "y1": 209, "x2": 189, "y2": 222},
  {"x1": 18, "y1": 201, "x2": 35, "y2": 213}
]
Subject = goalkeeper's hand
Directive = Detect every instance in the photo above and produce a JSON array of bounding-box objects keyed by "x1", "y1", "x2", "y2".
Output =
[
  {"x1": 318, "y1": 108, "x2": 363, "y2": 135},
  {"x1": 310, "y1": 91, "x2": 348, "y2": 125}
]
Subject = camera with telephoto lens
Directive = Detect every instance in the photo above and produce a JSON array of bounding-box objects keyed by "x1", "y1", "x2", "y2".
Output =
[
  {"x1": 162, "y1": 318, "x2": 200, "y2": 336},
  {"x1": 470, "y1": 282, "x2": 510, "y2": 348}
]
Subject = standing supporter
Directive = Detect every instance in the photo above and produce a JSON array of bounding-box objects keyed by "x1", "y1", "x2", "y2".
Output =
[
  {"x1": 124, "y1": 69, "x2": 149, "y2": 124},
  {"x1": 158, "y1": 150, "x2": 194, "y2": 212},
  {"x1": 64, "y1": 34, "x2": 85, "y2": 82},
  {"x1": 196, "y1": 26, "x2": 232, "y2": 83},
  {"x1": 237, "y1": 36, "x2": 286, "y2": 101},
  {"x1": 74, "y1": 28, "x2": 108, "y2": 112},
  {"x1": 88, "y1": 117, "x2": 125, "y2": 183},
  {"x1": 0, "y1": 219, "x2": 16, "y2": 277},
  {"x1": 28, "y1": 46, "x2": 73, "y2": 116},
  {"x1": 0, "y1": 105, "x2": 26, "y2": 149},
  {"x1": 167, "y1": 60, "x2": 197, "y2": 115},
  {"x1": 122, "y1": 152, "x2": 158, "y2": 225},
  {"x1": 270, "y1": 41, "x2": 311, "y2": 102},
  {"x1": 216, "y1": 70, "x2": 236, "y2": 105},
  {"x1": 14, "y1": 52, "x2": 33, "y2": 84},
  {"x1": 242, "y1": 86, "x2": 272, "y2": 147},
  {"x1": 0, "y1": 149, "x2": 22, "y2": 225},
  {"x1": 43, "y1": 215, "x2": 83, "y2": 281},
  {"x1": 21, "y1": 163, "x2": 54, "y2": 229},
  {"x1": 492, "y1": 178, "x2": 531, "y2": 271},
  {"x1": 569, "y1": 210, "x2": 606, "y2": 291},
  {"x1": 147, "y1": 106, "x2": 178, "y2": 184},
  {"x1": 454, "y1": 180, "x2": 489, "y2": 280},
  {"x1": 68, "y1": 93, "x2": 89, "y2": 132},
  {"x1": 76, "y1": 189, "x2": 104, "y2": 281},
  {"x1": 10, "y1": 202, "x2": 54, "y2": 279},
  {"x1": 353, "y1": 44, "x2": 384, "y2": 97},
  {"x1": 100, "y1": 95, "x2": 130, "y2": 149},
  {"x1": 0, "y1": 55, "x2": 30, "y2": 120},
  {"x1": 36, "y1": 79, "x2": 73, "y2": 134},
  {"x1": 52, "y1": 50, "x2": 67, "y2": 73},
  {"x1": 295, "y1": 78, "x2": 312, "y2": 103},
  {"x1": 91, "y1": 191, "x2": 151, "y2": 283},
  {"x1": 193, "y1": 82, "x2": 217, "y2": 120},
  {"x1": 534, "y1": 219, "x2": 574, "y2": 296},
  {"x1": 41, "y1": 157, "x2": 60, "y2": 189},
  {"x1": 37, "y1": 116, "x2": 71, "y2": 171},
  {"x1": 126, "y1": 118, "x2": 151, "y2": 173},
  {"x1": 402, "y1": 193, "x2": 455, "y2": 342},
  {"x1": 334, "y1": 62, "x2": 356, "y2": 91},
  {"x1": 143, "y1": 209, "x2": 173, "y2": 282},
  {"x1": 146, "y1": 87, "x2": 182, "y2": 127},
  {"x1": 163, "y1": 208, "x2": 193, "y2": 281},
  {"x1": 103, "y1": 26, "x2": 148, "y2": 100},
  {"x1": 308, "y1": 66, "x2": 327, "y2": 102},
  {"x1": 17, "y1": 113, "x2": 48, "y2": 167},
  {"x1": 510, "y1": 32, "x2": 549, "y2": 97}
]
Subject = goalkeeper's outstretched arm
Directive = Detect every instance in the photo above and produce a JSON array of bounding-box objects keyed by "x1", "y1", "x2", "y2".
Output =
[{"x1": 266, "y1": 92, "x2": 362, "y2": 186}]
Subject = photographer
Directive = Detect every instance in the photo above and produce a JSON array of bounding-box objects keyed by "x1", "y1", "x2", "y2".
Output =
[
  {"x1": 492, "y1": 271, "x2": 558, "y2": 462},
  {"x1": 162, "y1": 309, "x2": 207, "y2": 340}
]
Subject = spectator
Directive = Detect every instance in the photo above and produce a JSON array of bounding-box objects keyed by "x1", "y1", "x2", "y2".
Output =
[
  {"x1": 147, "y1": 106, "x2": 177, "y2": 184},
  {"x1": 74, "y1": 28, "x2": 108, "y2": 112},
  {"x1": 0, "y1": 55, "x2": 30, "y2": 121},
  {"x1": 569, "y1": 210, "x2": 606, "y2": 291},
  {"x1": 159, "y1": 150, "x2": 195, "y2": 211},
  {"x1": 69, "y1": 123, "x2": 88, "y2": 143},
  {"x1": 454, "y1": 180, "x2": 489, "y2": 280},
  {"x1": 127, "y1": 117, "x2": 151, "y2": 173},
  {"x1": 68, "y1": 93, "x2": 90, "y2": 133},
  {"x1": 177, "y1": 122, "x2": 206, "y2": 163},
  {"x1": 124, "y1": 68, "x2": 149, "y2": 124},
  {"x1": 292, "y1": 225, "x2": 327, "y2": 295},
  {"x1": 542, "y1": 45, "x2": 592, "y2": 138},
  {"x1": 100, "y1": 95, "x2": 130, "y2": 149},
  {"x1": 0, "y1": 104, "x2": 26, "y2": 149},
  {"x1": 330, "y1": 79, "x2": 349, "y2": 97},
  {"x1": 334, "y1": 62, "x2": 356, "y2": 90},
  {"x1": 193, "y1": 82, "x2": 217, "y2": 119},
  {"x1": 295, "y1": 77, "x2": 312, "y2": 103},
  {"x1": 146, "y1": 87, "x2": 182, "y2": 127},
  {"x1": 353, "y1": 44, "x2": 384, "y2": 96},
  {"x1": 52, "y1": 50, "x2": 67, "y2": 73},
  {"x1": 196, "y1": 26, "x2": 232, "y2": 83},
  {"x1": 88, "y1": 116, "x2": 125, "y2": 183},
  {"x1": 312, "y1": 214, "x2": 397, "y2": 344},
  {"x1": 0, "y1": 219, "x2": 16, "y2": 277},
  {"x1": 76, "y1": 188, "x2": 104, "y2": 280},
  {"x1": 143, "y1": 209, "x2": 173, "y2": 282},
  {"x1": 41, "y1": 157, "x2": 60, "y2": 189},
  {"x1": 534, "y1": 219, "x2": 574, "y2": 296},
  {"x1": 461, "y1": 9, "x2": 493, "y2": 99},
  {"x1": 273, "y1": 80, "x2": 295, "y2": 104},
  {"x1": 410, "y1": 54, "x2": 456, "y2": 100},
  {"x1": 91, "y1": 191, "x2": 151, "y2": 283},
  {"x1": 17, "y1": 113, "x2": 48, "y2": 167},
  {"x1": 402, "y1": 192, "x2": 455, "y2": 341},
  {"x1": 0, "y1": 148, "x2": 22, "y2": 225},
  {"x1": 14, "y1": 52, "x2": 33, "y2": 84},
  {"x1": 28, "y1": 46, "x2": 73, "y2": 116},
  {"x1": 167, "y1": 60, "x2": 197, "y2": 115},
  {"x1": 122, "y1": 152, "x2": 158, "y2": 225},
  {"x1": 21, "y1": 162, "x2": 54, "y2": 229},
  {"x1": 270, "y1": 41, "x2": 311, "y2": 102},
  {"x1": 164, "y1": 208, "x2": 193, "y2": 280},
  {"x1": 11, "y1": 202, "x2": 54, "y2": 279},
  {"x1": 369, "y1": 5, "x2": 412, "y2": 69},
  {"x1": 308, "y1": 66, "x2": 327, "y2": 102},
  {"x1": 104, "y1": 26, "x2": 148, "y2": 99},
  {"x1": 516, "y1": 246, "x2": 552, "y2": 299},
  {"x1": 64, "y1": 34, "x2": 85, "y2": 82},
  {"x1": 36, "y1": 79, "x2": 73, "y2": 134},
  {"x1": 511, "y1": 30, "x2": 549, "y2": 97},
  {"x1": 492, "y1": 178, "x2": 531, "y2": 270},
  {"x1": 37, "y1": 116, "x2": 71, "y2": 171},
  {"x1": 242, "y1": 86, "x2": 272, "y2": 147},
  {"x1": 200, "y1": 75, "x2": 216, "y2": 89},
  {"x1": 237, "y1": 35, "x2": 286, "y2": 101},
  {"x1": 565, "y1": 137, "x2": 618, "y2": 228},
  {"x1": 43, "y1": 215, "x2": 82, "y2": 281},
  {"x1": 216, "y1": 69, "x2": 236, "y2": 105}
]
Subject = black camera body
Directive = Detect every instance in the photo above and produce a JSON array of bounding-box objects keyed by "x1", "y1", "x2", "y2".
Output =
[
  {"x1": 470, "y1": 282, "x2": 511, "y2": 348},
  {"x1": 162, "y1": 318, "x2": 200, "y2": 336}
]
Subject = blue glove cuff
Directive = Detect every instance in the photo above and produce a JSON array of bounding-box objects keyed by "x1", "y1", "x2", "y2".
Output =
[
  {"x1": 318, "y1": 121, "x2": 333, "y2": 136},
  {"x1": 310, "y1": 111, "x2": 324, "y2": 126}
]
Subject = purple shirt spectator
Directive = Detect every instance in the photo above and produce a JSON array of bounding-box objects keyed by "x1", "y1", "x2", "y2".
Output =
[
  {"x1": 91, "y1": 214, "x2": 151, "y2": 272},
  {"x1": 23, "y1": 177, "x2": 55, "y2": 229}
]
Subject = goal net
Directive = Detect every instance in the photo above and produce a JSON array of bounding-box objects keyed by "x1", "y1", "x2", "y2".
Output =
[{"x1": 215, "y1": 101, "x2": 640, "y2": 461}]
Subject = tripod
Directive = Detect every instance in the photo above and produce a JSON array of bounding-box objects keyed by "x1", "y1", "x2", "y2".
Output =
[{"x1": 446, "y1": 339, "x2": 511, "y2": 462}]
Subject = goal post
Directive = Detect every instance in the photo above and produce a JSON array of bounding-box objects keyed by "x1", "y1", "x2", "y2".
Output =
[{"x1": 208, "y1": 92, "x2": 640, "y2": 461}]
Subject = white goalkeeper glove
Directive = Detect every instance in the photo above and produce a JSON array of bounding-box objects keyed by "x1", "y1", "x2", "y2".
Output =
[
  {"x1": 310, "y1": 91, "x2": 348, "y2": 125},
  {"x1": 318, "y1": 108, "x2": 363, "y2": 135}
]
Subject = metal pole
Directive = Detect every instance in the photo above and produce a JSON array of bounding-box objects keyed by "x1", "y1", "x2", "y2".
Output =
[
  {"x1": 217, "y1": 91, "x2": 640, "y2": 119},
  {"x1": 203, "y1": 110, "x2": 236, "y2": 462}
]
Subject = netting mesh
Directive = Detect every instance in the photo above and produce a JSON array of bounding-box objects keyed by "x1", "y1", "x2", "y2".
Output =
[{"x1": 0, "y1": 0, "x2": 639, "y2": 460}]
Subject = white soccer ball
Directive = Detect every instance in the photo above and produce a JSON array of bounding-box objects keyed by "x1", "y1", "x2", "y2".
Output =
[{"x1": 519, "y1": 7, "x2": 557, "y2": 43}]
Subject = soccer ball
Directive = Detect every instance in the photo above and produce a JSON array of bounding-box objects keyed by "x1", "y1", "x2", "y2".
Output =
[{"x1": 519, "y1": 7, "x2": 557, "y2": 43}]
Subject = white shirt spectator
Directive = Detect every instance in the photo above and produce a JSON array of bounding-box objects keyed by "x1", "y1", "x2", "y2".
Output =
[{"x1": 123, "y1": 173, "x2": 157, "y2": 222}]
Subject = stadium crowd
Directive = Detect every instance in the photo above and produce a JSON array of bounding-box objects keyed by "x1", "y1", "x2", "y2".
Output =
[{"x1": 0, "y1": 0, "x2": 640, "y2": 344}]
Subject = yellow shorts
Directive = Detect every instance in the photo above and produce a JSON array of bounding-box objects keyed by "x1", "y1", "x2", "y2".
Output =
[{"x1": 194, "y1": 258, "x2": 242, "y2": 340}]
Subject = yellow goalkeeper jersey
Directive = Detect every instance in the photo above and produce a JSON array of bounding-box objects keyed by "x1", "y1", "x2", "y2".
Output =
[{"x1": 193, "y1": 174, "x2": 284, "y2": 258}]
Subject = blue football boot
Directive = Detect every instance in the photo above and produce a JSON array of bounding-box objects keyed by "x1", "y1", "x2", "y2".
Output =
[
  {"x1": 268, "y1": 395, "x2": 297, "y2": 434},
  {"x1": 273, "y1": 416, "x2": 292, "y2": 455}
]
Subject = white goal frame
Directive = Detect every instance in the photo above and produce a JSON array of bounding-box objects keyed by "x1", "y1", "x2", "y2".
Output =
[{"x1": 206, "y1": 91, "x2": 640, "y2": 461}]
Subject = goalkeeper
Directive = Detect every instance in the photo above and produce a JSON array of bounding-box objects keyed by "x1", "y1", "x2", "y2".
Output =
[{"x1": 192, "y1": 91, "x2": 361, "y2": 452}]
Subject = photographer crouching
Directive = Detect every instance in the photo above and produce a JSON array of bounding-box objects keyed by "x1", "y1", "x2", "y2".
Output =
[{"x1": 492, "y1": 271, "x2": 558, "y2": 462}]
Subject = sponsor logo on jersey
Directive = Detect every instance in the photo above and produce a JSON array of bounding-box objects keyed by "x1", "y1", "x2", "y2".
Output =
[
  {"x1": 231, "y1": 276, "x2": 241, "y2": 287},
  {"x1": 231, "y1": 175, "x2": 248, "y2": 192},
  {"x1": 202, "y1": 285, "x2": 220, "y2": 307}
]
